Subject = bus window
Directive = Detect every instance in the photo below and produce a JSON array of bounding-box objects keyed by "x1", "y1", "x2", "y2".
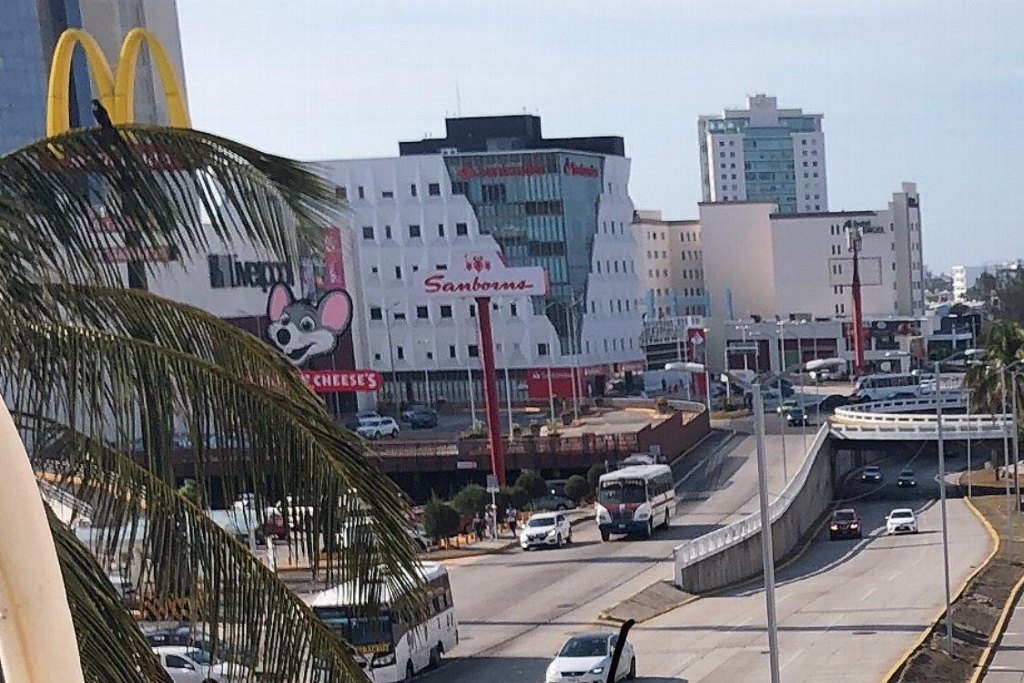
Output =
[{"x1": 598, "y1": 479, "x2": 646, "y2": 505}]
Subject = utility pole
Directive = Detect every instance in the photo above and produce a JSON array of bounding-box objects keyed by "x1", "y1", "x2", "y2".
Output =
[{"x1": 846, "y1": 220, "x2": 866, "y2": 377}]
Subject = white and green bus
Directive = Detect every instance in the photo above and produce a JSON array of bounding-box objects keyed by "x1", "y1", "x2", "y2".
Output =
[
  {"x1": 310, "y1": 561, "x2": 458, "y2": 681},
  {"x1": 595, "y1": 464, "x2": 676, "y2": 541}
]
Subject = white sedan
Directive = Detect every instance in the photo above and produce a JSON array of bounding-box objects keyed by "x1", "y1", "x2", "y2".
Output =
[
  {"x1": 886, "y1": 508, "x2": 919, "y2": 535},
  {"x1": 154, "y1": 646, "x2": 249, "y2": 682},
  {"x1": 520, "y1": 512, "x2": 572, "y2": 550},
  {"x1": 546, "y1": 632, "x2": 636, "y2": 682}
]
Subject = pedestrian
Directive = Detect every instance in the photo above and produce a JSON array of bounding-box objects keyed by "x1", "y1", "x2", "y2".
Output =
[
  {"x1": 506, "y1": 505, "x2": 518, "y2": 536},
  {"x1": 485, "y1": 505, "x2": 497, "y2": 539},
  {"x1": 473, "y1": 512, "x2": 484, "y2": 541}
]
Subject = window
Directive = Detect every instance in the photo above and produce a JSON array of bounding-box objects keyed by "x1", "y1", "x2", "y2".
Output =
[
  {"x1": 428, "y1": 183, "x2": 441, "y2": 196},
  {"x1": 396, "y1": 346, "x2": 405, "y2": 360},
  {"x1": 468, "y1": 344, "x2": 479, "y2": 358},
  {"x1": 357, "y1": 186, "x2": 365, "y2": 199},
  {"x1": 371, "y1": 266, "x2": 379, "y2": 274},
  {"x1": 416, "y1": 305, "x2": 428, "y2": 319},
  {"x1": 510, "y1": 303, "x2": 517, "y2": 317},
  {"x1": 369, "y1": 307, "x2": 382, "y2": 320},
  {"x1": 393, "y1": 312, "x2": 406, "y2": 321},
  {"x1": 482, "y1": 184, "x2": 507, "y2": 203},
  {"x1": 335, "y1": 186, "x2": 347, "y2": 201},
  {"x1": 382, "y1": 190, "x2": 394, "y2": 199},
  {"x1": 425, "y1": 351, "x2": 434, "y2": 360},
  {"x1": 410, "y1": 184, "x2": 417, "y2": 197},
  {"x1": 538, "y1": 343, "x2": 549, "y2": 356},
  {"x1": 456, "y1": 222, "x2": 468, "y2": 236},
  {"x1": 469, "y1": 304, "x2": 476, "y2": 318},
  {"x1": 802, "y1": 139, "x2": 807, "y2": 146},
  {"x1": 437, "y1": 223, "x2": 445, "y2": 237},
  {"x1": 440, "y1": 305, "x2": 452, "y2": 318},
  {"x1": 449, "y1": 345, "x2": 457, "y2": 359},
  {"x1": 361, "y1": 226, "x2": 374, "y2": 240},
  {"x1": 385, "y1": 225, "x2": 392, "y2": 239},
  {"x1": 435, "y1": 263, "x2": 447, "y2": 270},
  {"x1": 394, "y1": 266, "x2": 402, "y2": 280},
  {"x1": 409, "y1": 224, "x2": 421, "y2": 238},
  {"x1": 451, "y1": 181, "x2": 468, "y2": 195}
]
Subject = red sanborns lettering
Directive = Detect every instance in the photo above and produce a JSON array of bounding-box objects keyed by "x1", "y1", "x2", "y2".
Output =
[
  {"x1": 457, "y1": 163, "x2": 546, "y2": 180},
  {"x1": 299, "y1": 370, "x2": 383, "y2": 393},
  {"x1": 562, "y1": 160, "x2": 599, "y2": 177},
  {"x1": 423, "y1": 273, "x2": 538, "y2": 294}
]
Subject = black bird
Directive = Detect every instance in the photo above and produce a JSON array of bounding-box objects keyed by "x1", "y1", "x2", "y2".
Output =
[{"x1": 91, "y1": 99, "x2": 114, "y2": 129}]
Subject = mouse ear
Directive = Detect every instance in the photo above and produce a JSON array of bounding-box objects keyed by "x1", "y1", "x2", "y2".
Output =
[
  {"x1": 267, "y1": 283, "x2": 293, "y2": 321},
  {"x1": 318, "y1": 290, "x2": 353, "y2": 333}
]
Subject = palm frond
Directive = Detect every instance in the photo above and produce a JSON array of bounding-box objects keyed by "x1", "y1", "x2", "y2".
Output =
[
  {"x1": 29, "y1": 418, "x2": 386, "y2": 683},
  {"x1": 0, "y1": 126, "x2": 340, "y2": 290},
  {"x1": 45, "y1": 502, "x2": 173, "y2": 683}
]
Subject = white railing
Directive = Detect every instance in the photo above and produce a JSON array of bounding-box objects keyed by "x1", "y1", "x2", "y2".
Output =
[
  {"x1": 836, "y1": 395, "x2": 964, "y2": 415},
  {"x1": 672, "y1": 422, "x2": 829, "y2": 571},
  {"x1": 832, "y1": 396, "x2": 1012, "y2": 439}
]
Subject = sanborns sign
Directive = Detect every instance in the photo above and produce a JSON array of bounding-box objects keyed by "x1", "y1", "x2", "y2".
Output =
[{"x1": 419, "y1": 253, "x2": 549, "y2": 298}]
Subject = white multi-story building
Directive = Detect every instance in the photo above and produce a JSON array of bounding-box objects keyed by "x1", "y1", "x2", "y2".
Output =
[
  {"x1": 316, "y1": 116, "x2": 645, "y2": 403},
  {"x1": 633, "y1": 210, "x2": 706, "y2": 319},
  {"x1": 698, "y1": 94, "x2": 827, "y2": 214},
  {"x1": 701, "y1": 183, "x2": 924, "y2": 365}
]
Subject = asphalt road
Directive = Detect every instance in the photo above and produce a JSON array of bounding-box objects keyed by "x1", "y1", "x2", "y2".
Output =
[
  {"x1": 417, "y1": 427, "x2": 812, "y2": 683},
  {"x1": 419, "y1": 444, "x2": 992, "y2": 683}
]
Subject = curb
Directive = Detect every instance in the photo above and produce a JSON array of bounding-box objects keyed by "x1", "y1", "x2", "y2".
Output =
[
  {"x1": 879, "y1": 492, "x2": 1001, "y2": 683},
  {"x1": 969, "y1": 571, "x2": 1024, "y2": 683}
]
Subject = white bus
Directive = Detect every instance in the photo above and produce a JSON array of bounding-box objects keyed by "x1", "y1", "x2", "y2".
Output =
[
  {"x1": 310, "y1": 562, "x2": 458, "y2": 681},
  {"x1": 595, "y1": 464, "x2": 677, "y2": 541},
  {"x1": 852, "y1": 373, "x2": 927, "y2": 401}
]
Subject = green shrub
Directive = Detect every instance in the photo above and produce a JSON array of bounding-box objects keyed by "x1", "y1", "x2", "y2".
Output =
[
  {"x1": 497, "y1": 485, "x2": 529, "y2": 510},
  {"x1": 421, "y1": 497, "x2": 460, "y2": 541},
  {"x1": 563, "y1": 475, "x2": 591, "y2": 504},
  {"x1": 450, "y1": 483, "x2": 490, "y2": 516},
  {"x1": 515, "y1": 470, "x2": 548, "y2": 501},
  {"x1": 586, "y1": 463, "x2": 606, "y2": 492}
]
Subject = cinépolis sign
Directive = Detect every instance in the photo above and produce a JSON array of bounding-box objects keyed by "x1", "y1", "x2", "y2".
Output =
[{"x1": 208, "y1": 254, "x2": 294, "y2": 292}]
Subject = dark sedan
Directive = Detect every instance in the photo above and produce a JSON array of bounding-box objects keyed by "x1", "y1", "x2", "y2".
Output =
[
  {"x1": 861, "y1": 465, "x2": 883, "y2": 483},
  {"x1": 407, "y1": 407, "x2": 438, "y2": 429},
  {"x1": 897, "y1": 469, "x2": 917, "y2": 487},
  {"x1": 785, "y1": 407, "x2": 811, "y2": 426},
  {"x1": 830, "y1": 508, "x2": 863, "y2": 540}
]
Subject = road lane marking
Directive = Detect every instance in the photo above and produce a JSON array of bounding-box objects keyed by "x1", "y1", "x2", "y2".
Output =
[
  {"x1": 887, "y1": 571, "x2": 901, "y2": 582},
  {"x1": 860, "y1": 587, "x2": 878, "y2": 602}
]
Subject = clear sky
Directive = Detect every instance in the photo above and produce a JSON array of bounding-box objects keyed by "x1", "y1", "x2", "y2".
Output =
[{"x1": 175, "y1": 0, "x2": 1022, "y2": 275}]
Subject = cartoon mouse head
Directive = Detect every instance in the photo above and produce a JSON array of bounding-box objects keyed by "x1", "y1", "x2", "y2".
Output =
[{"x1": 266, "y1": 283, "x2": 353, "y2": 366}]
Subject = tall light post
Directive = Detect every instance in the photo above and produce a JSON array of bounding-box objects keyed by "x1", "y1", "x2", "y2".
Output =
[
  {"x1": 417, "y1": 339, "x2": 433, "y2": 407},
  {"x1": 502, "y1": 345, "x2": 515, "y2": 444},
  {"x1": 753, "y1": 381, "x2": 782, "y2": 683},
  {"x1": 776, "y1": 320, "x2": 789, "y2": 483},
  {"x1": 546, "y1": 336, "x2": 556, "y2": 422},
  {"x1": 467, "y1": 366, "x2": 477, "y2": 425},
  {"x1": 381, "y1": 301, "x2": 401, "y2": 403}
]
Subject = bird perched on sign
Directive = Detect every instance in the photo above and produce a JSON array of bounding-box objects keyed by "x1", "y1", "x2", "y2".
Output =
[{"x1": 91, "y1": 99, "x2": 114, "y2": 129}]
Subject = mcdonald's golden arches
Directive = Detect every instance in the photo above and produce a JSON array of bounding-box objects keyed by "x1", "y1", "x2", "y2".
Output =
[{"x1": 46, "y1": 27, "x2": 191, "y2": 137}]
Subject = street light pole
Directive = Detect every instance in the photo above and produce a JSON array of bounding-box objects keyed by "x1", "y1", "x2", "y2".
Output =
[
  {"x1": 753, "y1": 383, "x2": 782, "y2": 683},
  {"x1": 467, "y1": 366, "x2": 477, "y2": 424},
  {"x1": 777, "y1": 321, "x2": 789, "y2": 483},
  {"x1": 934, "y1": 359, "x2": 954, "y2": 654},
  {"x1": 546, "y1": 337, "x2": 556, "y2": 422},
  {"x1": 1002, "y1": 367, "x2": 1013, "y2": 551},
  {"x1": 1014, "y1": 371, "x2": 1021, "y2": 517},
  {"x1": 966, "y1": 390, "x2": 972, "y2": 499}
]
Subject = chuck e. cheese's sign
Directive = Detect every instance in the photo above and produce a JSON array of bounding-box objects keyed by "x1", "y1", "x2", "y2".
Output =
[{"x1": 418, "y1": 252, "x2": 549, "y2": 298}]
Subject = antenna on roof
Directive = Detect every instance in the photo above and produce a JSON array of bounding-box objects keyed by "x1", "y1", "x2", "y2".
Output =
[{"x1": 455, "y1": 78, "x2": 462, "y2": 117}]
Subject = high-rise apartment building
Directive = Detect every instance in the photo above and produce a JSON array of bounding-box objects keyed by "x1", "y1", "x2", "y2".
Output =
[
  {"x1": 698, "y1": 94, "x2": 827, "y2": 214},
  {"x1": 0, "y1": 0, "x2": 188, "y2": 155},
  {"x1": 632, "y1": 210, "x2": 706, "y2": 319}
]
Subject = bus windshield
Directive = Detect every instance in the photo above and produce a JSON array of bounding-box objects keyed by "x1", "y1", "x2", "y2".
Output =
[
  {"x1": 598, "y1": 479, "x2": 647, "y2": 505},
  {"x1": 313, "y1": 607, "x2": 394, "y2": 652}
]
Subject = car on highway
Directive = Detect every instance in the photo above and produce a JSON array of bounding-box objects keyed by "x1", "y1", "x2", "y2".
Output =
[
  {"x1": 897, "y1": 469, "x2": 917, "y2": 487},
  {"x1": 886, "y1": 508, "x2": 919, "y2": 535},
  {"x1": 406, "y1": 406, "x2": 438, "y2": 429},
  {"x1": 861, "y1": 465, "x2": 883, "y2": 483},
  {"x1": 785, "y1": 407, "x2": 810, "y2": 426},
  {"x1": 153, "y1": 645, "x2": 250, "y2": 682},
  {"x1": 545, "y1": 631, "x2": 637, "y2": 682},
  {"x1": 532, "y1": 494, "x2": 576, "y2": 511},
  {"x1": 520, "y1": 512, "x2": 573, "y2": 549},
  {"x1": 356, "y1": 416, "x2": 400, "y2": 439},
  {"x1": 829, "y1": 508, "x2": 863, "y2": 540}
]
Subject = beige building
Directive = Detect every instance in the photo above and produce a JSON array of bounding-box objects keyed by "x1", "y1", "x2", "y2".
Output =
[{"x1": 632, "y1": 210, "x2": 706, "y2": 319}]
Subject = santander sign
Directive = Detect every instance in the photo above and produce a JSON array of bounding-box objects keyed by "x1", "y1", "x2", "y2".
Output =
[{"x1": 419, "y1": 252, "x2": 549, "y2": 298}]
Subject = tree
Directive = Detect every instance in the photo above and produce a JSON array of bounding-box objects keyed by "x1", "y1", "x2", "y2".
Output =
[
  {"x1": 965, "y1": 320, "x2": 1024, "y2": 414},
  {"x1": 587, "y1": 464, "x2": 606, "y2": 492},
  {"x1": 421, "y1": 498, "x2": 460, "y2": 542},
  {"x1": 0, "y1": 126, "x2": 422, "y2": 682},
  {"x1": 515, "y1": 469, "x2": 548, "y2": 501},
  {"x1": 450, "y1": 483, "x2": 490, "y2": 516},
  {"x1": 563, "y1": 475, "x2": 591, "y2": 504},
  {"x1": 177, "y1": 479, "x2": 203, "y2": 507},
  {"x1": 500, "y1": 485, "x2": 530, "y2": 510}
]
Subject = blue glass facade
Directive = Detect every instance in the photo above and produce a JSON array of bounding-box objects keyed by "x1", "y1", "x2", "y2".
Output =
[{"x1": 444, "y1": 151, "x2": 605, "y2": 353}]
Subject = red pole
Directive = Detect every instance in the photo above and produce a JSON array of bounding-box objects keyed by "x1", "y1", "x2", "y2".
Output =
[
  {"x1": 851, "y1": 235, "x2": 865, "y2": 378},
  {"x1": 475, "y1": 296, "x2": 506, "y2": 486}
]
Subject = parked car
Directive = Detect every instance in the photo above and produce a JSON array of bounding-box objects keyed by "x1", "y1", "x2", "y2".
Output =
[
  {"x1": 406, "y1": 524, "x2": 431, "y2": 551},
  {"x1": 785, "y1": 407, "x2": 810, "y2": 426},
  {"x1": 861, "y1": 465, "x2": 883, "y2": 483},
  {"x1": 886, "y1": 508, "x2": 919, "y2": 535},
  {"x1": 776, "y1": 400, "x2": 800, "y2": 415},
  {"x1": 546, "y1": 479, "x2": 569, "y2": 497},
  {"x1": 521, "y1": 511, "x2": 573, "y2": 549},
  {"x1": 545, "y1": 631, "x2": 636, "y2": 683},
  {"x1": 829, "y1": 508, "x2": 863, "y2": 540},
  {"x1": 400, "y1": 404, "x2": 429, "y2": 422},
  {"x1": 406, "y1": 406, "x2": 438, "y2": 429},
  {"x1": 531, "y1": 494, "x2": 576, "y2": 511},
  {"x1": 356, "y1": 416, "x2": 400, "y2": 439},
  {"x1": 153, "y1": 645, "x2": 250, "y2": 683},
  {"x1": 897, "y1": 469, "x2": 917, "y2": 487}
]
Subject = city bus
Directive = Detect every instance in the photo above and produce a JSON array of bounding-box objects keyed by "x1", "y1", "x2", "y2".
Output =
[
  {"x1": 310, "y1": 561, "x2": 458, "y2": 681},
  {"x1": 852, "y1": 373, "x2": 925, "y2": 401},
  {"x1": 595, "y1": 464, "x2": 676, "y2": 541}
]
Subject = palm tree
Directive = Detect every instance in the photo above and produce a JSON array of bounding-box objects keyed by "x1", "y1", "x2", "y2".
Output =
[
  {"x1": 0, "y1": 125, "x2": 422, "y2": 682},
  {"x1": 964, "y1": 319, "x2": 1024, "y2": 413}
]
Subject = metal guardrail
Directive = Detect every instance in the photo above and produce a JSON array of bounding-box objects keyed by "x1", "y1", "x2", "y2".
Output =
[
  {"x1": 831, "y1": 395, "x2": 1012, "y2": 439},
  {"x1": 672, "y1": 422, "x2": 829, "y2": 570}
]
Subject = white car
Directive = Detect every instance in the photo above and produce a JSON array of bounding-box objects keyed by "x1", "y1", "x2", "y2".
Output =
[
  {"x1": 356, "y1": 416, "x2": 400, "y2": 439},
  {"x1": 154, "y1": 646, "x2": 249, "y2": 683},
  {"x1": 521, "y1": 512, "x2": 572, "y2": 549},
  {"x1": 886, "y1": 508, "x2": 919, "y2": 535},
  {"x1": 546, "y1": 632, "x2": 637, "y2": 682}
]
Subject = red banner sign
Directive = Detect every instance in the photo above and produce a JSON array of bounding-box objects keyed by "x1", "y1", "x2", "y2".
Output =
[
  {"x1": 299, "y1": 370, "x2": 382, "y2": 393},
  {"x1": 525, "y1": 367, "x2": 585, "y2": 400}
]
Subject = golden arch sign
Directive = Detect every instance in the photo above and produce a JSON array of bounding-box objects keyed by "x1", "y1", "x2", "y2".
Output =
[{"x1": 46, "y1": 27, "x2": 190, "y2": 136}]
